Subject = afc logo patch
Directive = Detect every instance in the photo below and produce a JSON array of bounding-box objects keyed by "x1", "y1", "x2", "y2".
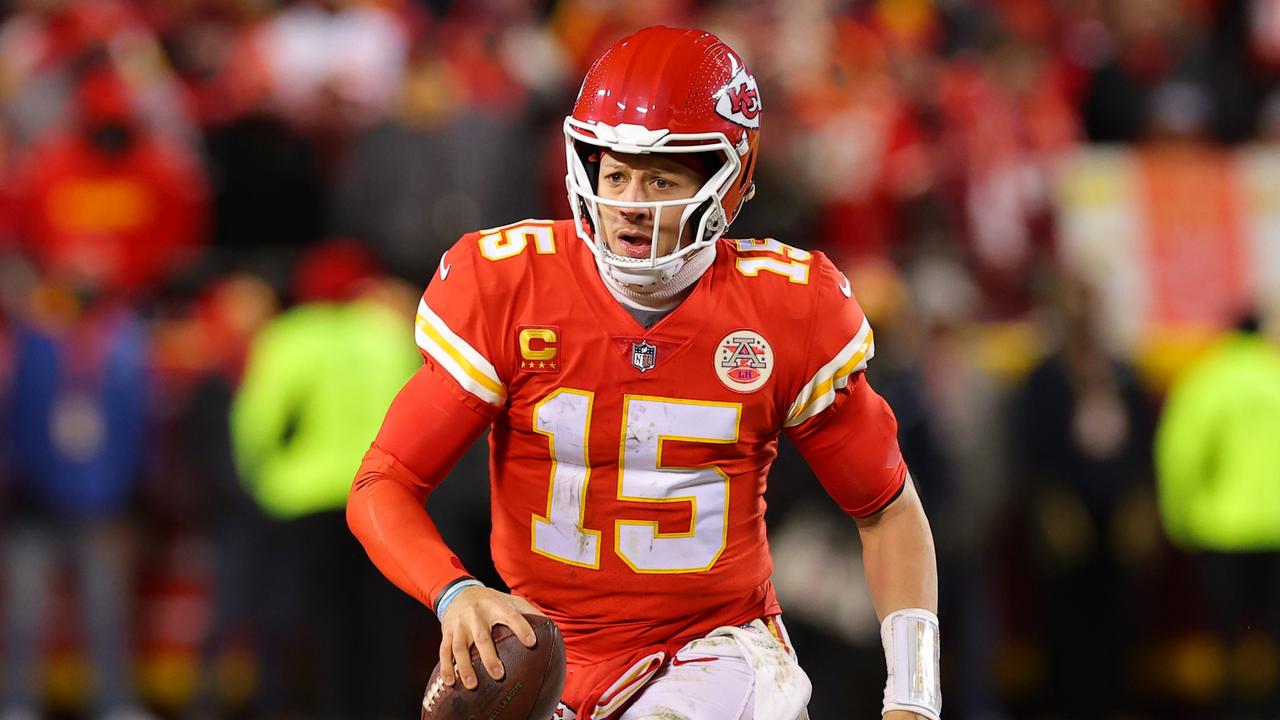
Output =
[
  {"x1": 715, "y1": 330, "x2": 772, "y2": 392},
  {"x1": 518, "y1": 325, "x2": 560, "y2": 373}
]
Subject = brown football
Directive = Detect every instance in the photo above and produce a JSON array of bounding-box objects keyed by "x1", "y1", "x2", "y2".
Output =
[{"x1": 421, "y1": 614, "x2": 566, "y2": 720}]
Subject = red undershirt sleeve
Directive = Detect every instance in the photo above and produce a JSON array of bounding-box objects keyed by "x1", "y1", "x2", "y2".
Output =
[
  {"x1": 785, "y1": 371, "x2": 908, "y2": 518},
  {"x1": 347, "y1": 363, "x2": 497, "y2": 610}
]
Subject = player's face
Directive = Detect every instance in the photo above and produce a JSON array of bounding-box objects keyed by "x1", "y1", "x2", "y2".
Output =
[{"x1": 595, "y1": 151, "x2": 706, "y2": 260}]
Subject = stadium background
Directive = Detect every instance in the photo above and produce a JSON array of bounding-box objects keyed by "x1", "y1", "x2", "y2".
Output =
[{"x1": 1, "y1": 0, "x2": 1279, "y2": 718}]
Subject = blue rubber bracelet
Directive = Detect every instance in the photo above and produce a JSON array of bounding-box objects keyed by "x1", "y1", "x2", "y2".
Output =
[{"x1": 435, "y1": 579, "x2": 485, "y2": 620}]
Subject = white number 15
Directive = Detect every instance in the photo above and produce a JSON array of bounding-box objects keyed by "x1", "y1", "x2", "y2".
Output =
[{"x1": 531, "y1": 390, "x2": 741, "y2": 574}]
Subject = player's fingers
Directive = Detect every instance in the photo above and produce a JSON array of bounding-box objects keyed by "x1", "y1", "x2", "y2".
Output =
[
  {"x1": 438, "y1": 629, "x2": 456, "y2": 686},
  {"x1": 473, "y1": 617, "x2": 506, "y2": 680},
  {"x1": 501, "y1": 606, "x2": 539, "y2": 647},
  {"x1": 509, "y1": 595, "x2": 544, "y2": 617},
  {"x1": 451, "y1": 630, "x2": 478, "y2": 690}
]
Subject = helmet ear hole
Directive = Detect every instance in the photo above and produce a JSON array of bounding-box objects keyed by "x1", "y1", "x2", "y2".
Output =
[
  {"x1": 689, "y1": 198, "x2": 723, "y2": 243},
  {"x1": 706, "y1": 206, "x2": 723, "y2": 234}
]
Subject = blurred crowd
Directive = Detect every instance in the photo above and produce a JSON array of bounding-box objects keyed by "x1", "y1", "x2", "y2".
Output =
[{"x1": 1, "y1": 0, "x2": 1280, "y2": 719}]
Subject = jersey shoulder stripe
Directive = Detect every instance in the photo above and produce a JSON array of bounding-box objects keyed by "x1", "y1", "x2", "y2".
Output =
[
  {"x1": 784, "y1": 315, "x2": 874, "y2": 427},
  {"x1": 414, "y1": 297, "x2": 506, "y2": 406}
]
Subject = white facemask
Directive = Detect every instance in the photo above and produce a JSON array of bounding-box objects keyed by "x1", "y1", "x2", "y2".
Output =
[{"x1": 564, "y1": 120, "x2": 743, "y2": 306}]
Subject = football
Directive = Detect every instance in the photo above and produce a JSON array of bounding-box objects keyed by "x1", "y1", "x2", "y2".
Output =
[{"x1": 421, "y1": 614, "x2": 567, "y2": 720}]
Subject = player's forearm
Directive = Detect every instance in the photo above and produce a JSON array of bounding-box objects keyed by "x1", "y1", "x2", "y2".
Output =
[
  {"x1": 347, "y1": 446, "x2": 471, "y2": 609},
  {"x1": 347, "y1": 365, "x2": 496, "y2": 607},
  {"x1": 856, "y1": 475, "x2": 937, "y2": 619},
  {"x1": 858, "y1": 476, "x2": 942, "y2": 719}
]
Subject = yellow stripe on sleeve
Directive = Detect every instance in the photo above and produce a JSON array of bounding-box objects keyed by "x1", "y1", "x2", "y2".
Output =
[
  {"x1": 414, "y1": 299, "x2": 505, "y2": 406},
  {"x1": 784, "y1": 320, "x2": 874, "y2": 427}
]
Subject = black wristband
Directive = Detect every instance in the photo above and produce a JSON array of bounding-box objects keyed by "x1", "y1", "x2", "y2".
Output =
[{"x1": 433, "y1": 575, "x2": 478, "y2": 612}]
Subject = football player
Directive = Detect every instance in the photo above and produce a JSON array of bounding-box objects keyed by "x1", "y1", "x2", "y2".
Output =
[{"x1": 348, "y1": 26, "x2": 941, "y2": 720}]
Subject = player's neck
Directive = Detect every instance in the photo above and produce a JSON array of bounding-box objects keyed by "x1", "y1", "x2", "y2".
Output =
[
  {"x1": 601, "y1": 277, "x2": 688, "y2": 314},
  {"x1": 595, "y1": 244, "x2": 714, "y2": 313}
]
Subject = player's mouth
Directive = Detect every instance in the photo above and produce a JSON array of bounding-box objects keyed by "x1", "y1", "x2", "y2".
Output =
[{"x1": 614, "y1": 229, "x2": 654, "y2": 258}]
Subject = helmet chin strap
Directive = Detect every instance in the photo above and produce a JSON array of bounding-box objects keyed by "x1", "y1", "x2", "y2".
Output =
[{"x1": 597, "y1": 244, "x2": 717, "y2": 311}]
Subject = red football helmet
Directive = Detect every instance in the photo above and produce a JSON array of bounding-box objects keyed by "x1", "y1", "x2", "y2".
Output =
[{"x1": 565, "y1": 26, "x2": 761, "y2": 287}]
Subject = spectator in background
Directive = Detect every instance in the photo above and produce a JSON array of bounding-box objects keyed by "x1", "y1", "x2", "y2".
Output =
[
  {"x1": 783, "y1": 18, "x2": 927, "y2": 265},
  {"x1": 147, "y1": 273, "x2": 279, "y2": 720},
  {"x1": 1081, "y1": 0, "x2": 1203, "y2": 143},
  {"x1": 202, "y1": 106, "x2": 325, "y2": 285},
  {"x1": 1155, "y1": 312, "x2": 1280, "y2": 719},
  {"x1": 329, "y1": 6, "x2": 555, "y2": 282},
  {"x1": 1013, "y1": 275, "x2": 1156, "y2": 720},
  {"x1": 0, "y1": 0, "x2": 196, "y2": 155},
  {"x1": 7, "y1": 63, "x2": 208, "y2": 297},
  {"x1": 1077, "y1": 0, "x2": 1259, "y2": 144},
  {"x1": 142, "y1": 0, "x2": 275, "y2": 131},
  {"x1": 243, "y1": 0, "x2": 414, "y2": 179},
  {"x1": 905, "y1": 251, "x2": 1010, "y2": 720},
  {"x1": 153, "y1": 0, "x2": 327, "y2": 283},
  {"x1": 229, "y1": 239, "x2": 421, "y2": 719},
  {"x1": 250, "y1": 0, "x2": 411, "y2": 133},
  {"x1": 0, "y1": 276, "x2": 154, "y2": 720}
]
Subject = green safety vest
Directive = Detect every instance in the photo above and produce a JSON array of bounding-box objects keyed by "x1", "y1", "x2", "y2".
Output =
[
  {"x1": 1155, "y1": 334, "x2": 1280, "y2": 551},
  {"x1": 231, "y1": 300, "x2": 420, "y2": 519}
]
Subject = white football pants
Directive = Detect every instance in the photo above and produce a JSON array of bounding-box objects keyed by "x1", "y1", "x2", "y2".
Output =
[{"x1": 618, "y1": 618, "x2": 812, "y2": 720}]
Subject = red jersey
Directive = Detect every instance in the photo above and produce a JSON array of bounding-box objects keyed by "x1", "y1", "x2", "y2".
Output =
[{"x1": 414, "y1": 219, "x2": 899, "y2": 687}]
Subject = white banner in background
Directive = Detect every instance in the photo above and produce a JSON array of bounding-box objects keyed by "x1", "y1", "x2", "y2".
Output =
[{"x1": 1054, "y1": 145, "x2": 1280, "y2": 352}]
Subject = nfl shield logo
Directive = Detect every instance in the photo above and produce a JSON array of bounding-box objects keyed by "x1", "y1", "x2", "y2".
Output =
[{"x1": 631, "y1": 340, "x2": 657, "y2": 372}]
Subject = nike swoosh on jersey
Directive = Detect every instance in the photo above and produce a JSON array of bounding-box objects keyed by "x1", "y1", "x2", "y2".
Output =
[
  {"x1": 837, "y1": 272, "x2": 851, "y2": 298},
  {"x1": 439, "y1": 251, "x2": 451, "y2": 280},
  {"x1": 670, "y1": 656, "x2": 718, "y2": 667}
]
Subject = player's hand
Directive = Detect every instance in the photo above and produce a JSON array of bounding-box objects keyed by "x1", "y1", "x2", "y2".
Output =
[
  {"x1": 884, "y1": 712, "x2": 930, "y2": 720},
  {"x1": 438, "y1": 586, "x2": 543, "y2": 690}
]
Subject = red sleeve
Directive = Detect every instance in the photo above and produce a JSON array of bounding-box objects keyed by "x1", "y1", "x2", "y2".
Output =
[
  {"x1": 413, "y1": 232, "x2": 511, "y2": 409},
  {"x1": 347, "y1": 364, "x2": 494, "y2": 610},
  {"x1": 780, "y1": 252, "x2": 875, "y2": 428},
  {"x1": 785, "y1": 371, "x2": 907, "y2": 518}
]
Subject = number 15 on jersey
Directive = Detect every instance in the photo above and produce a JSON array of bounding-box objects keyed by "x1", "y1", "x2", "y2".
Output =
[{"x1": 531, "y1": 389, "x2": 742, "y2": 575}]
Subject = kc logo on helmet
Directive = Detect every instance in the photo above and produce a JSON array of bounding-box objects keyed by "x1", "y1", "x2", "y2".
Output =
[{"x1": 716, "y1": 67, "x2": 761, "y2": 129}]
